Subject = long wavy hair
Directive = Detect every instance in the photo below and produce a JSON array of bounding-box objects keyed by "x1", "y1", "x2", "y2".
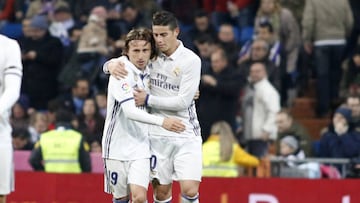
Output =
[{"x1": 210, "y1": 121, "x2": 236, "y2": 162}]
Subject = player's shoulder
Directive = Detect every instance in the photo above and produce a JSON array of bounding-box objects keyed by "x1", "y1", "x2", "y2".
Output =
[
  {"x1": 182, "y1": 45, "x2": 200, "y2": 58},
  {"x1": 0, "y1": 34, "x2": 18, "y2": 47},
  {"x1": 178, "y1": 47, "x2": 201, "y2": 67}
]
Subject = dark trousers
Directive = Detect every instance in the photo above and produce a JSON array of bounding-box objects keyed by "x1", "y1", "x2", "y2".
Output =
[{"x1": 314, "y1": 45, "x2": 345, "y2": 116}]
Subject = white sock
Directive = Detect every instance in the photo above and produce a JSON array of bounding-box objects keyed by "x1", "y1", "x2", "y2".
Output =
[
  {"x1": 181, "y1": 193, "x2": 199, "y2": 203},
  {"x1": 154, "y1": 196, "x2": 172, "y2": 203}
]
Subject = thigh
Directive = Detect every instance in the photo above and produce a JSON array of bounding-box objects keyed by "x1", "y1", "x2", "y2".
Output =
[
  {"x1": 173, "y1": 137, "x2": 202, "y2": 182},
  {"x1": 104, "y1": 159, "x2": 129, "y2": 199},
  {"x1": 0, "y1": 144, "x2": 13, "y2": 195},
  {"x1": 128, "y1": 158, "x2": 150, "y2": 190},
  {"x1": 149, "y1": 136, "x2": 174, "y2": 185}
]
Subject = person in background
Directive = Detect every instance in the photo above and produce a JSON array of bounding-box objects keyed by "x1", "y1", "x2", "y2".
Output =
[
  {"x1": 57, "y1": 77, "x2": 90, "y2": 116},
  {"x1": 342, "y1": 46, "x2": 360, "y2": 93},
  {"x1": 198, "y1": 48, "x2": 244, "y2": 141},
  {"x1": 345, "y1": 95, "x2": 360, "y2": 128},
  {"x1": 10, "y1": 96, "x2": 30, "y2": 130},
  {"x1": 29, "y1": 108, "x2": 91, "y2": 173},
  {"x1": 279, "y1": 135, "x2": 305, "y2": 167},
  {"x1": 95, "y1": 91, "x2": 107, "y2": 119},
  {"x1": 242, "y1": 62, "x2": 280, "y2": 158},
  {"x1": 202, "y1": 121, "x2": 259, "y2": 177},
  {"x1": 216, "y1": 23, "x2": 240, "y2": 65},
  {"x1": 27, "y1": 112, "x2": 48, "y2": 145},
  {"x1": 76, "y1": 97, "x2": 104, "y2": 146},
  {"x1": 76, "y1": 6, "x2": 108, "y2": 87},
  {"x1": 237, "y1": 39, "x2": 280, "y2": 91},
  {"x1": 12, "y1": 128, "x2": 33, "y2": 150},
  {"x1": 275, "y1": 109, "x2": 312, "y2": 156},
  {"x1": 21, "y1": 14, "x2": 63, "y2": 110},
  {"x1": 319, "y1": 107, "x2": 360, "y2": 159},
  {"x1": 187, "y1": 9, "x2": 217, "y2": 46},
  {"x1": 302, "y1": 0, "x2": 353, "y2": 117},
  {"x1": 255, "y1": 0, "x2": 301, "y2": 81}
]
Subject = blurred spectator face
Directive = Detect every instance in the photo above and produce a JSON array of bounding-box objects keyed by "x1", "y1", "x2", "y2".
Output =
[
  {"x1": 47, "y1": 111, "x2": 56, "y2": 126},
  {"x1": 89, "y1": 6, "x2": 107, "y2": 26},
  {"x1": 333, "y1": 113, "x2": 347, "y2": 127},
  {"x1": 347, "y1": 97, "x2": 360, "y2": 117},
  {"x1": 280, "y1": 141, "x2": 293, "y2": 156},
  {"x1": 152, "y1": 25, "x2": 179, "y2": 55},
  {"x1": 195, "y1": 16, "x2": 209, "y2": 32},
  {"x1": 276, "y1": 112, "x2": 292, "y2": 133},
  {"x1": 12, "y1": 135, "x2": 29, "y2": 150},
  {"x1": 32, "y1": 113, "x2": 48, "y2": 134},
  {"x1": 197, "y1": 42, "x2": 213, "y2": 59},
  {"x1": 257, "y1": 27, "x2": 273, "y2": 43},
  {"x1": 22, "y1": 18, "x2": 33, "y2": 38},
  {"x1": 260, "y1": 0, "x2": 276, "y2": 14},
  {"x1": 127, "y1": 40, "x2": 152, "y2": 70},
  {"x1": 12, "y1": 103, "x2": 26, "y2": 119},
  {"x1": 95, "y1": 94, "x2": 107, "y2": 109},
  {"x1": 31, "y1": 28, "x2": 47, "y2": 40},
  {"x1": 90, "y1": 140, "x2": 102, "y2": 152},
  {"x1": 122, "y1": 7, "x2": 138, "y2": 23},
  {"x1": 12, "y1": 128, "x2": 31, "y2": 150},
  {"x1": 73, "y1": 80, "x2": 89, "y2": 99},
  {"x1": 353, "y1": 54, "x2": 360, "y2": 66},
  {"x1": 210, "y1": 50, "x2": 227, "y2": 73},
  {"x1": 218, "y1": 24, "x2": 234, "y2": 43},
  {"x1": 249, "y1": 63, "x2": 267, "y2": 83},
  {"x1": 333, "y1": 112, "x2": 349, "y2": 135},
  {"x1": 83, "y1": 98, "x2": 96, "y2": 117},
  {"x1": 251, "y1": 40, "x2": 268, "y2": 61},
  {"x1": 53, "y1": 9, "x2": 72, "y2": 22}
]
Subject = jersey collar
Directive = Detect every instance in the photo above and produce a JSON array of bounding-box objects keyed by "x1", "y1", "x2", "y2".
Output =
[{"x1": 160, "y1": 40, "x2": 184, "y2": 61}]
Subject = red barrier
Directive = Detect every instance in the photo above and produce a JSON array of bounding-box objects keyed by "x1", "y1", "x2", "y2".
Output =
[
  {"x1": 13, "y1": 150, "x2": 104, "y2": 173},
  {"x1": 7, "y1": 172, "x2": 360, "y2": 203}
]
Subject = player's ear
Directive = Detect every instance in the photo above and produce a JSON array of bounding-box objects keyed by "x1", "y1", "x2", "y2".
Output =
[{"x1": 174, "y1": 27, "x2": 180, "y2": 38}]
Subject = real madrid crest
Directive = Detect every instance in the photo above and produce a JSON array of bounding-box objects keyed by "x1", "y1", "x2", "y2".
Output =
[{"x1": 173, "y1": 67, "x2": 181, "y2": 77}]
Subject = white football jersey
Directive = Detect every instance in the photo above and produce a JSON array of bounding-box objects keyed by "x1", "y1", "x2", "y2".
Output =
[
  {"x1": 102, "y1": 56, "x2": 154, "y2": 160},
  {"x1": 147, "y1": 41, "x2": 201, "y2": 138},
  {"x1": 0, "y1": 35, "x2": 23, "y2": 144}
]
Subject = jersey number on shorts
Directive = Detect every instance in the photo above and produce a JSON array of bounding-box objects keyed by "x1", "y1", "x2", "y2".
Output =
[
  {"x1": 150, "y1": 155, "x2": 157, "y2": 170},
  {"x1": 108, "y1": 171, "x2": 118, "y2": 185}
]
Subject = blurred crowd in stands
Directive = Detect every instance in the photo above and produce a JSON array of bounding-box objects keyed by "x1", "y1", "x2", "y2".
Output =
[{"x1": 1, "y1": 0, "x2": 360, "y2": 178}]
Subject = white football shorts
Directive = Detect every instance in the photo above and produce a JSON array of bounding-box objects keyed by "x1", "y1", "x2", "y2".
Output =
[
  {"x1": 0, "y1": 143, "x2": 14, "y2": 195},
  {"x1": 149, "y1": 135, "x2": 202, "y2": 184},
  {"x1": 104, "y1": 158, "x2": 150, "y2": 198}
]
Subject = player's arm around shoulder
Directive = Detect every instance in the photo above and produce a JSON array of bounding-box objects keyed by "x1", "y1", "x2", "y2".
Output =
[{"x1": 103, "y1": 56, "x2": 128, "y2": 79}]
